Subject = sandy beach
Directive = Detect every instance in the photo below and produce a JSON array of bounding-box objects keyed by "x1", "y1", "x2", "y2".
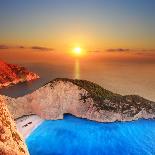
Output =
[{"x1": 15, "y1": 115, "x2": 44, "y2": 139}]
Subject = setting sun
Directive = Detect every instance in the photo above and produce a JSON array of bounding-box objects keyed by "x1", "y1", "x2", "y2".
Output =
[{"x1": 73, "y1": 47, "x2": 82, "y2": 55}]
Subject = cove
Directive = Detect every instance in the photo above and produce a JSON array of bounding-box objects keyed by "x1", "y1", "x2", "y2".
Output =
[{"x1": 26, "y1": 114, "x2": 155, "y2": 155}]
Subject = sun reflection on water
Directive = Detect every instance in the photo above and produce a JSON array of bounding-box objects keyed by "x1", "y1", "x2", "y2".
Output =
[{"x1": 74, "y1": 59, "x2": 80, "y2": 79}]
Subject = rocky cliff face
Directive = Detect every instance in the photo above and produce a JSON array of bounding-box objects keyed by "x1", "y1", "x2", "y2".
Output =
[
  {"x1": 5, "y1": 78, "x2": 155, "y2": 122},
  {"x1": 0, "y1": 96, "x2": 29, "y2": 155},
  {"x1": 0, "y1": 60, "x2": 39, "y2": 88}
]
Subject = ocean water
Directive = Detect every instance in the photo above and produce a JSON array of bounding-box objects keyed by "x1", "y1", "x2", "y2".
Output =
[
  {"x1": 26, "y1": 114, "x2": 155, "y2": 155},
  {"x1": 0, "y1": 50, "x2": 155, "y2": 102}
]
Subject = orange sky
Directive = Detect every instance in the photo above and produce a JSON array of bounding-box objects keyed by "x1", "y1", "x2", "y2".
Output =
[{"x1": 0, "y1": 1, "x2": 155, "y2": 52}]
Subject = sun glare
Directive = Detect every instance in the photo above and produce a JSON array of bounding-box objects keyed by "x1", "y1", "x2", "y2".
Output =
[
  {"x1": 71, "y1": 46, "x2": 86, "y2": 57},
  {"x1": 73, "y1": 47, "x2": 82, "y2": 55}
]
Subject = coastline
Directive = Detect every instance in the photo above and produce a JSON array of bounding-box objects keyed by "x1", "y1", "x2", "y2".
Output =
[{"x1": 15, "y1": 114, "x2": 44, "y2": 139}]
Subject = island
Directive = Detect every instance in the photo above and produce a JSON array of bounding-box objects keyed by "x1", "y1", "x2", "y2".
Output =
[{"x1": 0, "y1": 60, "x2": 39, "y2": 88}]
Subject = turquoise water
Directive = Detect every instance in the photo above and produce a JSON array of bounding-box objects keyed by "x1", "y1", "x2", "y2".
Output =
[{"x1": 26, "y1": 115, "x2": 155, "y2": 155}]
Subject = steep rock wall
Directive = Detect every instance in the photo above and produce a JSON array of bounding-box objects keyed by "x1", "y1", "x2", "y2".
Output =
[
  {"x1": 5, "y1": 79, "x2": 155, "y2": 122},
  {"x1": 0, "y1": 96, "x2": 29, "y2": 155}
]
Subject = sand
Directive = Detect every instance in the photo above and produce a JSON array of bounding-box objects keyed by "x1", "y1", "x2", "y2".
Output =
[{"x1": 15, "y1": 115, "x2": 44, "y2": 139}]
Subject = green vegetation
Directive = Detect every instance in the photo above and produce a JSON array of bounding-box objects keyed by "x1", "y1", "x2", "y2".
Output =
[
  {"x1": 47, "y1": 78, "x2": 155, "y2": 113},
  {"x1": 49, "y1": 78, "x2": 123, "y2": 111},
  {"x1": 52, "y1": 78, "x2": 120, "y2": 99}
]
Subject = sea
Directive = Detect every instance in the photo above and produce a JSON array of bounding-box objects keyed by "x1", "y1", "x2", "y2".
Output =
[
  {"x1": 26, "y1": 114, "x2": 155, "y2": 155},
  {"x1": 0, "y1": 50, "x2": 155, "y2": 155},
  {"x1": 0, "y1": 50, "x2": 155, "y2": 102}
]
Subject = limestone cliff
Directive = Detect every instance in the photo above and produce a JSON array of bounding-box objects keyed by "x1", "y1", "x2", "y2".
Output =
[
  {"x1": 5, "y1": 78, "x2": 155, "y2": 122},
  {"x1": 0, "y1": 60, "x2": 39, "y2": 88},
  {"x1": 0, "y1": 96, "x2": 29, "y2": 155}
]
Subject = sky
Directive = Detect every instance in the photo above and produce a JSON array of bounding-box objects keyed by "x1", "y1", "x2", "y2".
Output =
[
  {"x1": 0, "y1": 0, "x2": 155, "y2": 52},
  {"x1": 0, "y1": 0, "x2": 155, "y2": 101}
]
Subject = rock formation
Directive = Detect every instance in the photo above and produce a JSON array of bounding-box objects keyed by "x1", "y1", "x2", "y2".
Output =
[
  {"x1": 4, "y1": 78, "x2": 155, "y2": 122},
  {"x1": 0, "y1": 96, "x2": 29, "y2": 155},
  {"x1": 0, "y1": 60, "x2": 39, "y2": 88}
]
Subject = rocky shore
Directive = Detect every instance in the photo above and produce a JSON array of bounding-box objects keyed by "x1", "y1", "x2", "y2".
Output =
[
  {"x1": 0, "y1": 96, "x2": 29, "y2": 155},
  {"x1": 4, "y1": 78, "x2": 155, "y2": 122},
  {"x1": 0, "y1": 60, "x2": 39, "y2": 88}
]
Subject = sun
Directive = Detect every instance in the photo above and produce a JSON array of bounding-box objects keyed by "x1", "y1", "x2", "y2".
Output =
[
  {"x1": 71, "y1": 46, "x2": 86, "y2": 57},
  {"x1": 73, "y1": 47, "x2": 82, "y2": 55}
]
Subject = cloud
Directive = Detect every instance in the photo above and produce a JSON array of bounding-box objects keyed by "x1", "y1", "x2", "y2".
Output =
[
  {"x1": 106, "y1": 48, "x2": 130, "y2": 52},
  {"x1": 135, "y1": 51, "x2": 155, "y2": 57},
  {"x1": 0, "y1": 45, "x2": 26, "y2": 49},
  {"x1": 139, "y1": 49, "x2": 155, "y2": 52},
  {"x1": 18, "y1": 46, "x2": 25, "y2": 49},
  {"x1": 0, "y1": 44, "x2": 54, "y2": 51},
  {"x1": 87, "y1": 50, "x2": 101, "y2": 53},
  {"x1": 31, "y1": 46, "x2": 54, "y2": 51},
  {"x1": 0, "y1": 45, "x2": 10, "y2": 49},
  {"x1": 106, "y1": 48, "x2": 155, "y2": 53}
]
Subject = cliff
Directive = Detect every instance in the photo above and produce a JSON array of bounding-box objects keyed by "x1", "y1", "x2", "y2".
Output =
[
  {"x1": 0, "y1": 96, "x2": 29, "y2": 155},
  {"x1": 0, "y1": 60, "x2": 39, "y2": 88},
  {"x1": 5, "y1": 78, "x2": 155, "y2": 122}
]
